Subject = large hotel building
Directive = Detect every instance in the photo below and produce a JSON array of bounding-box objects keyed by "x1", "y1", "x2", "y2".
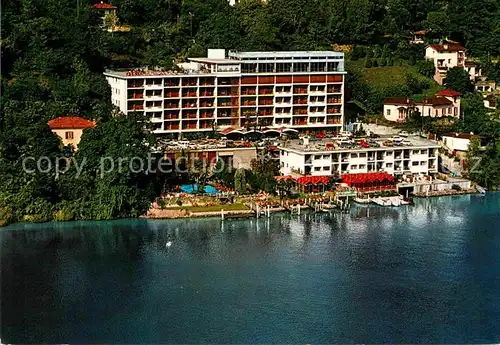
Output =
[{"x1": 104, "y1": 49, "x2": 345, "y2": 134}]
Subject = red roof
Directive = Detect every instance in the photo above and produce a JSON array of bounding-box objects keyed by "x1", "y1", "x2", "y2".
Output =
[
  {"x1": 429, "y1": 43, "x2": 465, "y2": 52},
  {"x1": 48, "y1": 117, "x2": 95, "y2": 129},
  {"x1": 93, "y1": 2, "x2": 117, "y2": 9},
  {"x1": 384, "y1": 98, "x2": 413, "y2": 106},
  {"x1": 341, "y1": 173, "x2": 394, "y2": 185},
  {"x1": 435, "y1": 89, "x2": 461, "y2": 97},
  {"x1": 416, "y1": 97, "x2": 453, "y2": 106}
]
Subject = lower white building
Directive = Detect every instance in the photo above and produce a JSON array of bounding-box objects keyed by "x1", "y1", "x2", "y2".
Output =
[
  {"x1": 441, "y1": 132, "x2": 481, "y2": 154},
  {"x1": 279, "y1": 137, "x2": 439, "y2": 177}
]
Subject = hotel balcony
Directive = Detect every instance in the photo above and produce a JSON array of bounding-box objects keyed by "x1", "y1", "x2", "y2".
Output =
[
  {"x1": 327, "y1": 97, "x2": 341, "y2": 104},
  {"x1": 293, "y1": 87, "x2": 308, "y2": 94},
  {"x1": 165, "y1": 113, "x2": 179, "y2": 120},
  {"x1": 164, "y1": 91, "x2": 179, "y2": 98},
  {"x1": 200, "y1": 78, "x2": 215, "y2": 86},
  {"x1": 258, "y1": 88, "x2": 274, "y2": 95},
  {"x1": 200, "y1": 112, "x2": 214, "y2": 119},
  {"x1": 182, "y1": 122, "x2": 198, "y2": 130},
  {"x1": 327, "y1": 87, "x2": 341, "y2": 93},
  {"x1": 165, "y1": 79, "x2": 180, "y2": 87},
  {"x1": 199, "y1": 90, "x2": 214, "y2": 97},
  {"x1": 144, "y1": 83, "x2": 163, "y2": 89},
  {"x1": 242, "y1": 100, "x2": 257, "y2": 106},
  {"x1": 294, "y1": 109, "x2": 308, "y2": 115},
  {"x1": 182, "y1": 78, "x2": 197, "y2": 87},
  {"x1": 241, "y1": 90, "x2": 257, "y2": 96},
  {"x1": 165, "y1": 123, "x2": 180, "y2": 130},
  {"x1": 182, "y1": 102, "x2": 198, "y2": 108},
  {"x1": 258, "y1": 100, "x2": 274, "y2": 106},
  {"x1": 182, "y1": 112, "x2": 198, "y2": 119},
  {"x1": 165, "y1": 102, "x2": 180, "y2": 109},
  {"x1": 127, "y1": 81, "x2": 144, "y2": 88},
  {"x1": 144, "y1": 93, "x2": 163, "y2": 99},
  {"x1": 128, "y1": 104, "x2": 144, "y2": 111},
  {"x1": 327, "y1": 107, "x2": 341, "y2": 114},
  {"x1": 326, "y1": 119, "x2": 341, "y2": 125},
  {"x1": 128, "y1": 93, "x2": 144, "y2": 100},
  {"x1": 182, "y1": 91, "x2": 198, "y2": 97},
  {"x1": 199, "y1": 102, "x2": 214, "y2": 108}
]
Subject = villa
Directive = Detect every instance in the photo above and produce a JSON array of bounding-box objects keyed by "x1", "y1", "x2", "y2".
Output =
[{"x1": 383, "y1": 89, "x2": 461, "y2": 122}]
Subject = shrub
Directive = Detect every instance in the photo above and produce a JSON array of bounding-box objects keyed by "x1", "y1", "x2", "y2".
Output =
[
  {"x1": 451, "y1": 184, "x2": 462, "y2": 191},
  {"x1": 364, "y1": 58, "x2": 372, "y2": 68},
  {"x1": 372, "y1": 59, "x2": 379, "y2": 67},
  {"x1": 379, "y1": 58, "x2": 386, "y2": 67}
]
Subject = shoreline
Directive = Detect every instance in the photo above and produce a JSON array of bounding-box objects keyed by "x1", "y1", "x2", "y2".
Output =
[{"x1": 0, "y1": 191, "x2": 490, "y2": 227}]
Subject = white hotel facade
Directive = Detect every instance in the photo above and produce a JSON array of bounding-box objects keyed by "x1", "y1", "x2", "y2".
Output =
[
  {"x1": 279, "y1": 137, "x2": 440, "y2": 177},
  {"x1": 104, "y1": 49, "x2": 346, "y2": 134}
]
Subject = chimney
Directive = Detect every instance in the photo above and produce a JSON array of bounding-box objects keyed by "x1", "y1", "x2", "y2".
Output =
[{"x1": 443, "y1": 44, "x2": 448, "y2": 50}]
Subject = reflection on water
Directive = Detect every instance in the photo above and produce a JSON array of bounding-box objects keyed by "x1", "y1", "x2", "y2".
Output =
[{"x1": 1, "y1": 193, "x2": 499, "y2": 343}]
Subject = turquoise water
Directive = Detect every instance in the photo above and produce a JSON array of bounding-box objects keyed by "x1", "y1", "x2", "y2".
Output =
[
  {"x1": 180, "y1": 184, "x2": 218, "y2": 194},
  {"x1": 1, "y1": 193, "x2": 499, "y2": 343}
]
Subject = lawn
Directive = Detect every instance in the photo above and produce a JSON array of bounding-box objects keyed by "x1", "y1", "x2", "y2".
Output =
[
  {"x1": 346, "y1": 60, "x2": 433, "y2": 89},
  {"x1": 164, "y1": 203, "x2": 250, "y2": 213}
]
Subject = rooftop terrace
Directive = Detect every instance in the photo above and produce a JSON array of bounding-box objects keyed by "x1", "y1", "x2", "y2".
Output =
[{"x1": 281, "y1": 135, "x2": 440, "y2": 153}]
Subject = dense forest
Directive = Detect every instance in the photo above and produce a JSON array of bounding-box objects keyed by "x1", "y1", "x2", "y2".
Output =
[{"x1": 1, "y1": 0, "x2": 500, "y2": 225}]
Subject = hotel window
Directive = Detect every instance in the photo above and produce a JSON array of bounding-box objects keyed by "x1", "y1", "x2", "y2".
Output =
[
  {"x1": 323, "y1": 166, "x2": 329, "y2": 171},
  {"x1": 314, "y1": 155, "x2": 321, "y2": 160},
  {"x1": 351, "y1": 165, "x2": 357, "y2": 169},
  {"x1": 386, "y1": 163, "x2": 393, "y2": 167},
  {"x1": 412, "y1": 161, "x2": 419, "y2": 166},
  {"x1": 442, "y1": 109, "x2": 445, "y2": 116},
  {"x1": 420, "y1": 161, "x2": 426, "y2": 166},
  {"x1": 448, "y1": 107, "x2": 452, "y2": 114},
  {"x1": 314, "y1": 167, "x2": 321, "y2": 171},
  {"x1": 386, "y1": 109, "x2": 391, "y2": 116},
  {"x1": 359, "y1": 165, "x2": 366, "y2": 169},
  {"x1": 65, "y1": 131, "x2": 74, "y2": 140}
]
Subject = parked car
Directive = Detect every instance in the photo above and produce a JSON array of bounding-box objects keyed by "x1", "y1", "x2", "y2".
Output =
[
  {"x1": 360, "y1": 140, "x2": 370, "y2": 148},
  {"x1": 399, "y1": 131, "x2": 409, "y2": 137}
]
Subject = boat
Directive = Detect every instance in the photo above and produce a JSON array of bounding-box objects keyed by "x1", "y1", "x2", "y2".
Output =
[{"x1": 476, "y1": 185, "x2": 486, "y2": 195}]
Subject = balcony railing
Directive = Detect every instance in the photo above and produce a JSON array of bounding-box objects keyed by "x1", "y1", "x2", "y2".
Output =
[
  {"x1": 128, "y1": 105, "x2": 144, "y2": 110},
  {"x1": 129, "y1": 94, "x2": 143, "y2": 99}
]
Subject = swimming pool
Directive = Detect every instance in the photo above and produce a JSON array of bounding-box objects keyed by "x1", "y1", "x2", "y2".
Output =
[{"x1": 180, "y1": 184, "x2": 218, "y2": 195}]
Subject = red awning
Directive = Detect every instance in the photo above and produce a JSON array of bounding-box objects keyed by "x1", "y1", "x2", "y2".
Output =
[
  {"x1": 296, "y1": 176, "x2": 330, "y2": 185},
  {"x1": 341, "y1": 172, "x2": 394, "y2": 185}
]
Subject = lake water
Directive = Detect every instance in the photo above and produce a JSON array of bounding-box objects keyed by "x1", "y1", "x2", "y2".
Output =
[{"x1": 1, "y1": 194, "x2": 499, "y2": 343}]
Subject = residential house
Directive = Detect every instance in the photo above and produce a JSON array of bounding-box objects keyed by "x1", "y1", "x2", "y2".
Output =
[
  {"x1": 441, "y1": 132, "x2": 482, "y2": 156},
  {"x1": 410, "y1": 30, "x2": 427, "y2": 44},
  {"x1": 92, "y1": 1, "x2": 117, "y2": 28},
  {"x1": 425, "y1": 43, "x2": 467, "y2": 85},
  {"x1": 48, "y1": 116, "x2": 95, "y2": 149},
  {"x1": 383, "y1": 89, "x2": 461, "y2": 122},
  {"x1": 383, "y1": 98, "x2": 414, "y2": 122}
]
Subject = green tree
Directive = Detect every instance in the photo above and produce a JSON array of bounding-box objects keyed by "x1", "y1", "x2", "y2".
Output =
[
  {"x1": 234, "y1": 168, "x2": 247, "y2": 194},
  {"x1": 445, "y1": 67, "x2": 473, "y2": 94}
]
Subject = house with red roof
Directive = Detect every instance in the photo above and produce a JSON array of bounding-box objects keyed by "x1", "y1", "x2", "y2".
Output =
[
  {"x1": 92, "y1": 1, "x2": 117, "y2": 28},
  {"x1": 48, "y1": 116, "x2": 95, "y2": 149},
  {"x1": 383, "y1": 89, "x2": 461, "y2": 122},
  {"x1": 425, "y1": 42, "x2": 480, "y2": 84}
]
